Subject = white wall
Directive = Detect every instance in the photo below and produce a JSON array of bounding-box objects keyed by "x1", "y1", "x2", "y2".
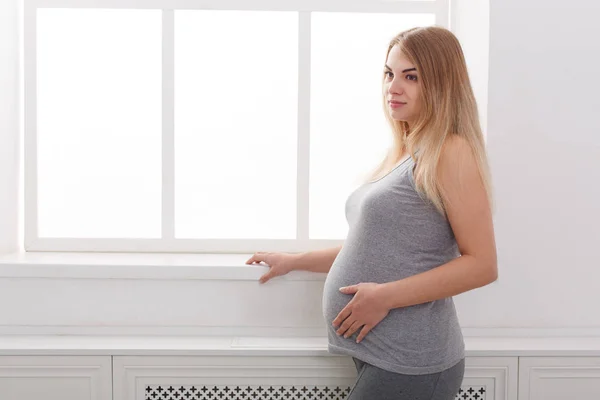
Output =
[
  {"x1": 0, "y1": 0, "x2": 599, "y2": 337},
  {"x1": 0, "y1": 0, "x2": 20, "y2": 255},
  {"x1": 452, "y1": 0, "x2": 600, "y2": 334}
]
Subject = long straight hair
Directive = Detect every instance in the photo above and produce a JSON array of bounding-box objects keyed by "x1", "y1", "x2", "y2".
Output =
[{"x1": 367, "y1": 26, "x2": 494, "y2": 215}]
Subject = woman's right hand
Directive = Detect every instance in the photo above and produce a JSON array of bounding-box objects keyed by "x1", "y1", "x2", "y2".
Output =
[{"x1": 245, "y1": 251, "x2": 299, "y2": 284}]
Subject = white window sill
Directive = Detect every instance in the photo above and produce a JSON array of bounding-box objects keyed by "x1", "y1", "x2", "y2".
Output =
[{"x1": 0, "y1": 251, "x2": 326, "y2": 281}]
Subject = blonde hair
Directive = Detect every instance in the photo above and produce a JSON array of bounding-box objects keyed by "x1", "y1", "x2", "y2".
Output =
[{"x1": 368, "y1": 26, "x2": 494, "y2": 216}]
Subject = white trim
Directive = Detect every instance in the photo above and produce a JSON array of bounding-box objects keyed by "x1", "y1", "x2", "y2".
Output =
[
  {"x1": 0, "y1": 355, "x2": 112, "y2": 400},
  {"x1": 465, "y1": 357, "x2": 518, "y2": 400},
  {"x1": 0, "y1": 326, "x2": 329, "y2": 339},
  {"x1": 3, "y1": 326, "x2": 600, "y2": 342},
  {"x1": 24, "y1": 238, "x2": 344, "y2": 252},
  {"x1": 449, "y1": 0, "x2": 458, "y2": 30},
  {"x1": 435, "y1": 0, "x2": 450, "y2": 28},
  {"x1": 3, "y1": 335, "x2": 600, "y2": 357},
  {"x1": 462, "y1": 327, "x2": 600, "y2": 339},
  {"x1": 162, "y1": 10, "x2": 175, "y2": 240},
  {"x1": 518, "y1": 357, "x2": 600, "y2": 400},
  {"x1": 296, "y1": 12, "x2": 310, "y2": 242},
  {"x1": 0, "y1": 251, "x2": 328, "y2": 280},
  {"x1": 23, "y1": 0, "x2": 38, "y2": 251},
  {"x1": 23, "y1": 0, "x2": 447, "y2": 253},
  {"x1": 27, "y1": 0, "x2": 438, "y2": 13}
]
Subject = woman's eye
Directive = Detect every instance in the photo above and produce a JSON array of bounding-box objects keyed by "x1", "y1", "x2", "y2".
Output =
[
  {"x1": 384, "y1": 71, "x2": 394, "y2": 79},
  {"x1": 406, "y1": 74, "x2": 418, "y2": 81}
]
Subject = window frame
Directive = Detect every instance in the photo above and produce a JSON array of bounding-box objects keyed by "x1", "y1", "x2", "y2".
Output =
[{"x1": 23, "y1": 0, "x2": 450, "y2": 253}]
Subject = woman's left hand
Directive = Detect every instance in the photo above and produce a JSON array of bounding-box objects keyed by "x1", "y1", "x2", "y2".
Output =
[{"x1": 333, "y1": 282, "x2": 391, "y2": 343}]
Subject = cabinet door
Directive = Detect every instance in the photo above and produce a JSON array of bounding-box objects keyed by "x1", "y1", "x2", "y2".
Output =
[
  {"x1": 114, "y1": 355, "x2": 517, "y2": 400},
  {"x1": 0, "y1": 356, "x2": 111, "y2": 400},
  {"x1": 463, "y1": 357, "x2": 518, "y2": 400},
  {"x1": 113, "y1": 355, "x2": 357, "y2": 400},
  {"x1": 519, "y1": 357, "x2": 600, "y2": 400}
]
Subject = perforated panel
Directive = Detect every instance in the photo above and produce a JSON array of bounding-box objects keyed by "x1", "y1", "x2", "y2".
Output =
[{"x1": 145, "y1": 385, "x2": 486, "y2": 399}]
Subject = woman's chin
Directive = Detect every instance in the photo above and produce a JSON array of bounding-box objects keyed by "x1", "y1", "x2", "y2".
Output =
[
  {"x1": 389, "y1": 108, "x2": 411, "y2": 121},
  {"x1": 390, "y1": 113, "x2": 412, "y2": 123}
]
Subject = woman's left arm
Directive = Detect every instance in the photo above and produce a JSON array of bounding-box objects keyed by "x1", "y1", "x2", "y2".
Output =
[{"x1": 378, "y1": 135, "x2": 498, "y2": 310}]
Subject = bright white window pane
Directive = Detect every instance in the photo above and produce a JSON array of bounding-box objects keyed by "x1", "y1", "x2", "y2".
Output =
[
  {"x1": 175, "y1": 11, "x2": 298, "y2": 240},
  {"x1": 36, "y1": 9, "x2": 162, "y2": 238},
  {"x1": 310, "y1": 13, "x2": 435, "y2": 240}
]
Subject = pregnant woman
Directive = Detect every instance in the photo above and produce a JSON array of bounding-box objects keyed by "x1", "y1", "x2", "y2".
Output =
[{"x1": 247, "y1": 26, "x2": 498, "y2": 400}]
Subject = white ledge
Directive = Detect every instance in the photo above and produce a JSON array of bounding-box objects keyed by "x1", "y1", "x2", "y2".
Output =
[
  {"x1": 1, "y1": 336, "x2": 600, "y2": 357},
  {"x1": 0, "y1": 251, "x2": 326, "y2": 281}
]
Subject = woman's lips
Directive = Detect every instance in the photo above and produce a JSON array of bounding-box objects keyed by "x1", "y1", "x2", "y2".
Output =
[{"x1": 389, "y1": 101, "x2": 406, "y2": 109}]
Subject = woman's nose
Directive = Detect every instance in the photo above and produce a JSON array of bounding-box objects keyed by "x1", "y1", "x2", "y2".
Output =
[{"x1": 388, "y1": 79, "x2": 404, "y2": 95}]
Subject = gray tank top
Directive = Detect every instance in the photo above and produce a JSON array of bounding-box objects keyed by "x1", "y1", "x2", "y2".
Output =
[{"x1": 322, "y1": 154, "x2": 465, "y2": 375}]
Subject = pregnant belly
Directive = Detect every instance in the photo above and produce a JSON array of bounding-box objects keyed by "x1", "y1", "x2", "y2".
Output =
[{"x1": 322, "y1": 276, "x2": 354, "y2": 326}]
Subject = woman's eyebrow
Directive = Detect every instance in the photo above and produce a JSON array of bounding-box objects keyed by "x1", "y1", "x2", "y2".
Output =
[{"x1": 384, "y1": 65, "x2": 417, "y2": 73}]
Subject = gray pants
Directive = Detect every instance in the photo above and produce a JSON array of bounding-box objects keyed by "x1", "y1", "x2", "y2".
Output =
[{"x1": 347, "y1": 358, "x2": 465, "y2": 400}]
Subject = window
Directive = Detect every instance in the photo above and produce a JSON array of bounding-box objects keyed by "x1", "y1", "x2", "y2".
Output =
[{"x1": 23, "y1": 0, "x2": 486, "y2": 254}]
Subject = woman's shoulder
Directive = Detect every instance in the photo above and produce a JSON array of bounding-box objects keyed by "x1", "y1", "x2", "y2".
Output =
[
  {"x1": 437, "y1": 134, "x2": 480, "y2": 191},
  {"x1": 439, "y1": 134, "x2": 472, "y2": 166},
  {"x1": 442, "y1": 133, "x2": 469, "y2": 151}
]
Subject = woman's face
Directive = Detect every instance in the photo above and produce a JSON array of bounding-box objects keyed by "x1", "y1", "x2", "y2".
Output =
[{"x1": 383, "y1": 45, "x2": 421, "y2": 126}]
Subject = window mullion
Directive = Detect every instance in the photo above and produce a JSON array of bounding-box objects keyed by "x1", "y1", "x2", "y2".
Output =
[
  {"x1": 162, "y1": 9, "x2": 175, "y2": 239},
  {"x1": 296, "y1": 11, "x2": 311, "y2": 245},
  {"x1": 435, "y1": 0, "x2": 450, "y2": 28},
  {"x1": 24, "y1": 0, "x2": 38, "y2": 250}
]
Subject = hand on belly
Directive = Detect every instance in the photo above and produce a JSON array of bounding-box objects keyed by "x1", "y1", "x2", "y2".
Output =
[{"x1": 332, "y1": 282, "x2": 391, "y2": 344}]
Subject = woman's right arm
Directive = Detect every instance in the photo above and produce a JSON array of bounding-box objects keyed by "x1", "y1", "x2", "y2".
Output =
[
  {"x1": 246, "y1": 245, "x2": 343, "y2": 283},
  {"x1": 292, "y1": 245, "x2": 343, "y2": 274}
]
